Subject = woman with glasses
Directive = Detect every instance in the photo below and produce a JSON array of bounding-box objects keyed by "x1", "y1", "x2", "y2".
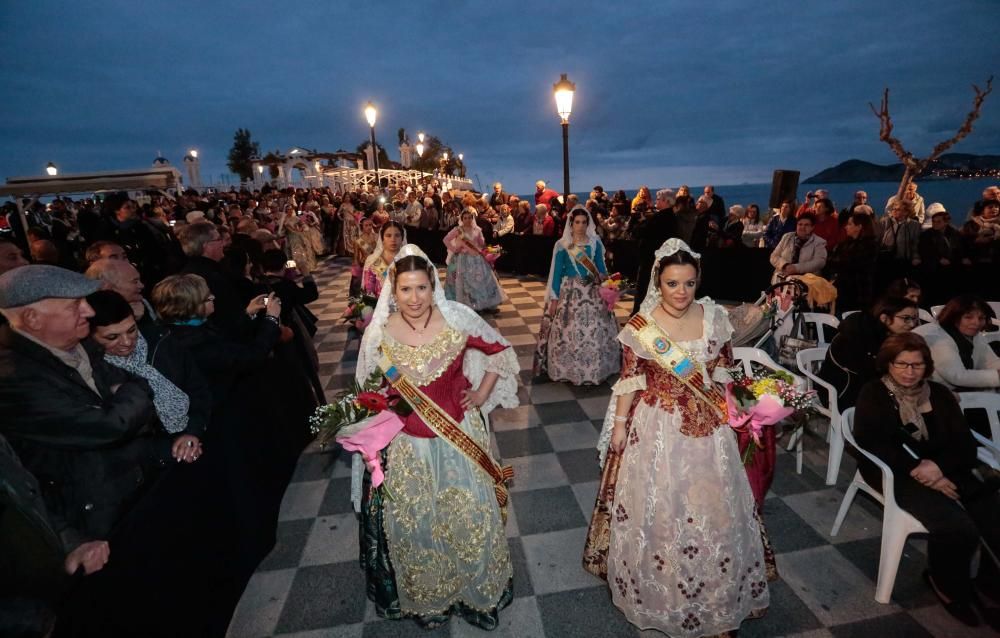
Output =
[
  {"x1": 853, "y1": 333, "x2": 1000, "y2": 629},
  {"x1": 913, "y1": 294, "x2": 1000, "y2": 392},
  {"x1": 818, "y1": 296, "x2": 921, "y2": 409}
]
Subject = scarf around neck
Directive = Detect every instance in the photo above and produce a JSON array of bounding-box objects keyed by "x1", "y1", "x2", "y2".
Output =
[
  {"x1": 941, "y1": 324, "x2": 976, "y2": 370},
  {"x1": 106, "y1": 332, "x2": 190, "y2": 433},
  {"x1": 880, "y1": 374, "x2": 931, "y2": 441}
]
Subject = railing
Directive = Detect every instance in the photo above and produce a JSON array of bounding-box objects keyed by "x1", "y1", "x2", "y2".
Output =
[{"x1": 199, "y1": 168, "x2": 474, "y2": 194}]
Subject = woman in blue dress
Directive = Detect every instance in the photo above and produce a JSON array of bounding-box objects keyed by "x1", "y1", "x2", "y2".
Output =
[{"x1": 533, "y1": 206, "x2": 621, "y2": 384}]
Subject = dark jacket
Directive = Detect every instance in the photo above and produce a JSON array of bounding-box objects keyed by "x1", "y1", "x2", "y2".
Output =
[
  {"x1": 825, "y1": 236, "x2": 879, "y2": 312},
  {"x1": 918, "y1": 225, "x2": 965, "y2": 267},
  {"x1": 145, "y1": 330, "x2": 213, "y2": 439},
  {"x1": 94, "y1": 216, "x2": 171, "y2": 288},
  {"x1": 0, "y1": 434, "x2": 68, "y2": 600},
  {"x1": 164, "y1": 320, "x2": 281, "y2": 407},
  {"x1": 181, "y1": 256, "x2": 249, "y2": 337},
  {"x1": 853, "y1": 379, "x2": 978, "y2": 492},
  {"x1": 0, "y1": 326, "x2": 159, "y2": 549},
  {"x1": 818, "y1": 311, "x2": 888, "y2": 410}
]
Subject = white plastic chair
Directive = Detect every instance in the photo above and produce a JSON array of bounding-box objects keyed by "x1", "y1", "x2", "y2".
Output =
[
  {"x1": 930, "y1": 304, "x2": 944, "y2": 318},
  {"x1": 732, "y1": 347, "x2": 808, "y2": 473},
  {"x1": 830, "y1": 408, "x2": 929, "y2": 604},
  {"x1": 796, "y1": 347, "x2": 843, "y2": 485},
  {"x1": 957, "y1": 392, "x2": 1000, "y2": 470},
  {"x1": 840, "y1": 310, "x2": 859, "y2": 319},
  {"x1": 984, "y1": 331, "x2": 1000, "y2": 348},
  {"x1": 802, "y1": 312, "x2": 840, "y2": 346},
  {"x1": 917, "y1": 308, "x2": 935, "y2": 325}
]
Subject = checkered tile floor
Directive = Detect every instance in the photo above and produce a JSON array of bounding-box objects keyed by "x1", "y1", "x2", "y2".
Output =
[{"x1": 226, "y1": 258, "x2": 991, "y2": 637}]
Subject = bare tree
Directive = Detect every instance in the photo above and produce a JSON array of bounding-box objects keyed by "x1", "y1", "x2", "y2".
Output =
[{"x1": 870, "y1": 77, "x2": 993, "y2": 203}]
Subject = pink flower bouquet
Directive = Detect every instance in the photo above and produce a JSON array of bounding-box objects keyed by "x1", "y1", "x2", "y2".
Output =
[{"x1": 726, "y1": 368, "x2": 816, "y2": 464}]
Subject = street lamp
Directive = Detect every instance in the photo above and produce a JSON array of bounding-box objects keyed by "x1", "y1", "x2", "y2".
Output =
[
  {"x1": 553, "y1": 73, "x2": 575, "y2": 205},
  {"x1": 364, "y1": 101, "x2": 380, "y2": 189},
  {"x1": 189, "y1": 149, "x2": 198, "y2": 159},
  {"x1": 417, "y1": 131, "x2": 425, "y2": 144},
  {"x1": 45, "y1": 162, "x2": 58, "y2": 176},
  {"x1": 415, "y1": 143, "x2": 424, "y2": 157}
]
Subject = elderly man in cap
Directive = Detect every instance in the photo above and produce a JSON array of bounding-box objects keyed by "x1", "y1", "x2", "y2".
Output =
[{"x1": 0, "y1": 265, "x2": 164, "y2": 577}]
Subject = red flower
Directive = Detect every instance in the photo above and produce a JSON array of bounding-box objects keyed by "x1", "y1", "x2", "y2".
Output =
[
  {"x1": 610, "y1": 272, "x2": 622, "y2": 281},
  {"x1": 357, "y1": 391, "x2": 389, "y2": 412}
]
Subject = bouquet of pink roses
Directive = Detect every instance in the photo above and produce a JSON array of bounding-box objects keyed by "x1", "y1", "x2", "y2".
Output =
[{"x1": 726, "y1": 367, "x2": 816, "y2": 464}]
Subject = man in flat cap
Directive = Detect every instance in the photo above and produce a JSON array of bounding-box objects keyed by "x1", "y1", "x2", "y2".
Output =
[{"x1": 0, "y1": 265, "x2": 161, "y2": 580}]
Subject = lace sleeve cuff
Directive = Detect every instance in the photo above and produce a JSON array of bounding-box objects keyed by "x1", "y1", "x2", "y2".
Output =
[
  {"x1": 484, "y1": 347, "x2": 519, "y2": 379},
  {"x1": 612, "y1": 375, "x2": 646, "y2": 396}
]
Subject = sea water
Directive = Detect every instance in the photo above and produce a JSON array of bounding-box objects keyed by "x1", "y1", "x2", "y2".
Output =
[{"x1": 522, "y1": 177, "x2": 994, "y2": 225}]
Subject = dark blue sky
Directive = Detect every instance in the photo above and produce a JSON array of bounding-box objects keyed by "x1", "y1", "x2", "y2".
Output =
[{"x1": 1, "y1": 1, "x2": 997, "y2": 194}]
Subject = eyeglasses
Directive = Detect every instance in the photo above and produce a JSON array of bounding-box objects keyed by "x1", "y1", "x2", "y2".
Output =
[
  {"x1": 203, "y1": 295, "x2": 216, "y2": 303},
  {"x1": 894, "y1": 314, "x2": 919, "y2": 324},
  {"x1": 890, "y1": 361, "x2": 926, "y2": 371}
]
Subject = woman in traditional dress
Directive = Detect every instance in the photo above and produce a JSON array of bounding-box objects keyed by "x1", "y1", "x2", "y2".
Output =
[
  {"x1": 443, "y1": 207, "x2": 506, "y2": 311},
  {"x1": 533, "y1": 207, "x2": 621, "y2": 384},
  {"x1": 337, "y1": 198, "x2": 360, "y2": 256},
  {"x1": 350, "y1": 217, "x2": 378, "y2": 296},
  {"x1": 354, "y1": 244, "x2": 520, "y2": 630},
  {"x1": 278, "y1": 204, "x2": 318, "y2": 275},
  {"x1": 583, "y1": 238, "x2": 771, "y2": 637},
  {"x1": 362, "y1": 221, "x2": 406, "y2": 298}
]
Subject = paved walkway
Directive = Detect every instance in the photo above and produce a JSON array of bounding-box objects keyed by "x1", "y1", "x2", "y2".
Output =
[{"x1": 226, "y1": 258, "x2": 987, "y2": 637}]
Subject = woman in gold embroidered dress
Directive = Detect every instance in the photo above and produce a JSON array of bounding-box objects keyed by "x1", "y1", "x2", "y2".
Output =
[
  {"x1": 353, "y1": 244, "x2": 520, "y2": 630},
  {"x1": 584, "y1": 239, "x2": 770, "y2": 637}
]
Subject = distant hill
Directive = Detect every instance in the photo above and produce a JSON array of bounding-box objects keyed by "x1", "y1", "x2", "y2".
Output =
[{"x1": 804, "y1": 153, "x2": 1000, "y2": 183}]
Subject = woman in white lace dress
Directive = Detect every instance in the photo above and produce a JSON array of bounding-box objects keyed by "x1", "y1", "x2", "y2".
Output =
[{"x1": 583, "y1": 239, "x2": 771, "y2": 637}]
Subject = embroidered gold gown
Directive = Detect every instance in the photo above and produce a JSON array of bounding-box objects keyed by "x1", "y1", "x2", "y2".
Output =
[{"x1": 361, "y1": 326, "x2": 513, "y2": 628}]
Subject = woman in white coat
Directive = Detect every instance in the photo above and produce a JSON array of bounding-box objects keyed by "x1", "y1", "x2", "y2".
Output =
[{"x1": 913, "y1": 295, "x2": 1000, "y2": 391}]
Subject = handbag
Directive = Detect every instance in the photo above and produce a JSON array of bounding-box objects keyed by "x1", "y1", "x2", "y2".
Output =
[{"x1": 777, "y1": 310, "x2": 817, "y2": 369}]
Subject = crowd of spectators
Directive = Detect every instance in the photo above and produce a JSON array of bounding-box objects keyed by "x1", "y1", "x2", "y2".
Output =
[{"x1": 1, "y1": 176, "x2": 998, "y2": 633}]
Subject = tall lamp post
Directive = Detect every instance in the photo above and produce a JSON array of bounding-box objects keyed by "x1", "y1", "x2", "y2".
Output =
[
  {"x1": 45, "y1": 162, "x2": 58, "y2": 176},
  {"x1": 364, "y1": 101, "x2": 379, "y2": 191},
  {"x1": 553, "y1": 73, "x2": 575, "y2": 207}
]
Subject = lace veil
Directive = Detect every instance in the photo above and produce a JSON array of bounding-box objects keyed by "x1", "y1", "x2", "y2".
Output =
[{"x1": 351, "y1": 243, "x2": 520, "y2": 508}]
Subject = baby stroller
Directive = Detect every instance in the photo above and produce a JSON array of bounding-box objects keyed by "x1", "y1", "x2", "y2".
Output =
[{"x1": 729, "y1": 278, "x2": 817, "y2": 367}]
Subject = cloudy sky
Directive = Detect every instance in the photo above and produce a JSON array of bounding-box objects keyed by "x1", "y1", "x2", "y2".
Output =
[{"x1": 1, "y1": 1, "x2": 997, "y2": 194}]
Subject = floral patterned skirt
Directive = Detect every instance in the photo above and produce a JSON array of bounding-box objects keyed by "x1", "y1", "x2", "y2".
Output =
[
  {"x1": 445, "y1": 253, "x2": 506, "y2": 311},
  {"x1": 360, "y1": 410, "x2": 513, "y2": 627},
  {"x1": 585, "y1": 401, "x2": 769, "y2": 636},
  {"x1": 533, "y1": 277, "x2": 620, "y2": 385}
]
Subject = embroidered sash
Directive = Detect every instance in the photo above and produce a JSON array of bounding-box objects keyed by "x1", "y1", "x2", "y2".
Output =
[
  {"x1": 378, "y1": 354, "x2": 514, "y2": 511},
  {"x1": 625, "y1": 314, "x2": 727, "y2": 420},
  {"x1": 568, "y1": 244, "x2": 602, "y2": 280},
  {"x1": 460, "y1": 234, "x2": 486, "y2": 256}
]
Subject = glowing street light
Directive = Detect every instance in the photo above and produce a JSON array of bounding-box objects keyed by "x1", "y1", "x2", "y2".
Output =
[
  {"x1": 189, "y1": 149, "x2": 198, "y2": 159},
  {"x1": 416, "y1": 143, "x2": 424, "y2": 157},
  {"x1": 417, "y1": 131, "x2": 425, "y2": 144},
  {"x1": 364, "y1": 101, "x2": 380, "y2": 188},
  {"x1": 553, "y1": 73, "x2": 576, "y2": 204},
  {"x1": 45, "y1": 162, "x2": 58, "y2": 176}
]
